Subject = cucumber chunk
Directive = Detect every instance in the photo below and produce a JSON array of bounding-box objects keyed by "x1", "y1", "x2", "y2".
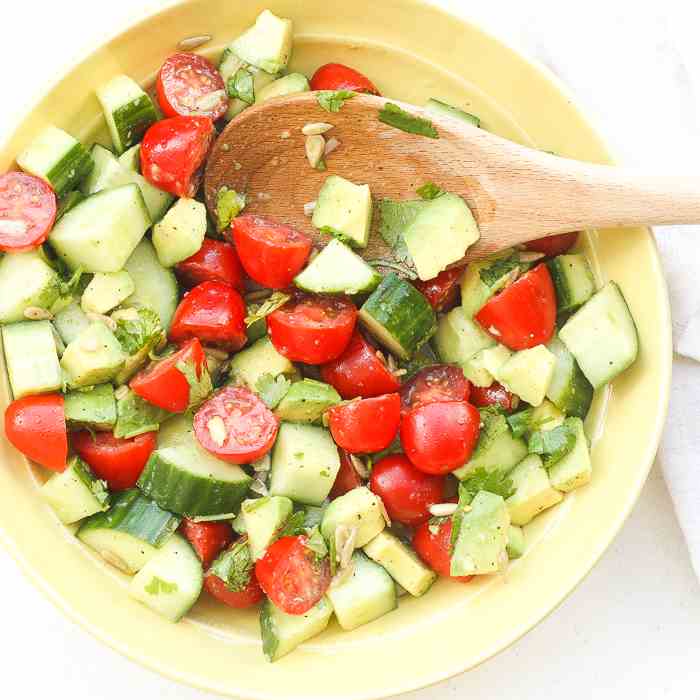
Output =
[
  {"x1": 320, "y1": 487, "x2": 386, "y2": 548},
  {"x1": 256, "y1": 73, "x2": 310, "y2": 102},
  {"x1": 41, "y1": 457, "x2": 110, "y2": 524},
  {"x1": 0, "y1": 250, "x2": 60, "y2": 323},
  {"x1": 506, "y1": 525, "x2": 526, "y2": 560},
  {"x1": 49, "y1": 183, "x2": 151, "y2": 273},
  {"x1": 260, "y1": 597, "x2": 333, "y2": 662},
  {"x1": 152, "y1": 198, "x2": 207, "y2": 267},
  {"x1": 2, "y1": 321, "x2": 62, "y2": 398},
  {"x1": 505, "y1": 455, "x2": 563, "y2": 526},
  {"x1": 425, "y1": 98, "x2": 480, "y2": 127},
  {"x1": 434, "y1": 307, "x2": 496, "y2": 372},
  {"x1": 130, "y1": 533, "x2": 203, "y2": 622},
  {"x1": 118, "y1": 144, "x2": 141, "y2": 171},
  {"x1": 64, "y1": 383, "x2": 116, "y2": 430},
  {"x1": 547, "y1": 417, "x2": 592, "y2": 492},
  {"x1": 312, "y1": 176, "x2": 373, "y2": 249},
  {"x1": 242, "y1": 496, "x2": 294, "y2": 560},
  {"x1": 559, "y1": 282, "x2": 638, "y2": 389},
  {"x1": 53, "y1": 301, "x2": 90, "y2": 345},
  {"x1": 294, "y1": 239, "x2": 381, "y2": 294},
  {"x1": 269, "y1": 423, "x2": 341, "y2": 506},
  {"x1": 60, "y1": 322, "x2": 127, "y2": 388},
  {"x1": 17, "y1": 125, "x2": 94, "y2": 197},
  {"x1": 81, "y1": 271, "x2": 135, "y2": 315},
  {"x1": 327, "y1": 551, "x2": 397, "y2": 631},
  {"x1": 229, "y1": 9, "x2": 293, "y2": 75},
  {"x1": 545, "y1": 336, "x2": 593, "y2": 418},
  {"x1": 547, "y1": 254, "x2": 595, "y2": 314},
  {"x1": 459, "y1": 251, "x2": 519, "y2": 317},
  {"x1": 229, "y1": 336, "x2": 295, "y2": 389},
  {"x1": 275, "y1": 378, "x2": 341, "y2": 423},
  {"x1": 496, "y1": 344, "x2": 556, "y2": 407}
]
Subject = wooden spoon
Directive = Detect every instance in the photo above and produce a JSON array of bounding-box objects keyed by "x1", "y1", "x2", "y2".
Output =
[{"x1": 204, "y1": 92, "x2": 700, "y2": 271}]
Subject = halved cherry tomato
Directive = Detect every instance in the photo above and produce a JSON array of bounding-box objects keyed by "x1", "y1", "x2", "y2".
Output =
[
  {"x1": 413, "y1": 266, "x2": 464, "y2": 312},
  {"x1": 413, "y1": 519, "x2": 473, "y2": 582},
  {"x1": 475, "y1": 263, "x2": 556, "y2": 350},
  {"x1": 141, "y1": 116, "x2": 214, "y2": 198},
  {"x1": 310, "y1": 63, "x2": 381, "y2": 95},
  {"x1": 400, "y1": 365, "x2": 471, "y2": 417},
  {"x1": 4, "y1": 394, "x2": 67, "y2": 471},
  {"x1": 255, "y1": 535, "x2": 331, "y2": 615},
  {"x1": 194, "y1": 386, "x2": 279, "y2": 464},
  {"x1": 470, "y1": 381, "x2": 517, "y2": 412},
  {"x1": 327, "y1": 393, "x2": 401, "y2": 454},
  {"x1": 175, "y1": 239, "x2": 245, "y2": 291},
  {"x1": 320, "y1": 330, "x2": 400, "y2": 399},
  {"x1": 180, "y1": 518, "x2": 233, "y2": 569},
  {"x1": 0, "y1": 172, "x2": 57, "y2": 252},
  {"x1": 524, "y1": 231, "x2": 578, "y2": 258},
  {"x1": 169, "y1": 281, "x2": 247, "y2": 352},
  {"x1": 329, "y1": 449, "x2": 363, "y2": 499},
  {"x1": 369, "y1": 454, "x2": 444, "y2": 525},
  {"x1": 72, "y1": 431, "x2": 156, "y2": 490},
  {"x1": 204, "y1": 570, "x2": 264, "y2": 609},
  {"x1": 157, "y1": 52, "x2": 229, "y2": 121},
  {"x1": 230, "y1": 214, "x2": 312, "y2": 289},
  {"x1": 401, "y1": 401, "x2": 480, "y2": 475},
  {"x1": 130, "y1": 338, "x2": 206, "y2": 413},
  {"x1": 267, "y1": 294, "x2": 357, "y2": 365}
]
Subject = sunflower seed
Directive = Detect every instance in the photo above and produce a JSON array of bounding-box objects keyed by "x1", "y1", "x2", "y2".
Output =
[
  {"x1": 501, "y1": 267, "x2": 521, "y2": 289},
  {"x1": 386, "y1": 353, "x2": 398, "y2": 372},
  {"x1": 305, "y1": 135, "x2": 326, "y2": 169},
  {"x1": 23, "y1": 306, "x2": 53, "y2": 321},
  {"x1": 177, "y1": 34, "x2": 212, "y2": 51},
  {"x1": 488, "y1": 325, "x2": 501, "y2": 337},
  {"x1": 114, "y1": 385, "x2": 130, "y2": 401},
  {"x1": 302, "y1": 122, "x2": 334, "y2": 136},
  {"x1": 233, "y1": 161, "x2": 242, "y2": 171},
  {"x1": 111, "y1": 307, "x2": 139, "y2": 322},
  {"x1": 511, "y1": 395, "x2": 520, "y2": 410},
  {"x1": 303, "y1": 201, "x2": 317, "y2": 216},
  {"x1": 81, "y1": 337, "x2": 100, "y2": 353},
  {"x1": 324, "y1": 137, "x2": 341, "y2": 156},
  {"x1": 336, "y1": 525, "x2": 358, "y2": 570},
  {"x1": 392, "y1": 368, "x2": 407, "y2": 377},
  {"x1": 349, "y1": 454, "x2": 370, "y2": 480},
  {"x1": 207, "y1": 416, "x2": 227, "y2": 447},
  {"x1": 257, "y1": 192, "x2": 271, "y2": 201},
  {"x1": 429, "y1": 503, "x2": 458, "y2": 517},
  {"x1": 375, "y1": 349, "x2": 386, "y2": 364}
]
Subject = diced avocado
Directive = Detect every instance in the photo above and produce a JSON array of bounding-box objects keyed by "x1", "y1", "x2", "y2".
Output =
[
  {"x1": 60, "y1": 322, "x2": 127, "y2": 388},
  {"x1": 81, "y1": 271, "x2": 135, "y2": 315},
  {"x1": 256, "y1": 73, "x2": 310, "y2": 102},
  {"x1": 459, "y1": 250, "x2": 519, "y2": 317},
  {"x1": 0, "y1": 250, "x2": 61, "y2": 323},
  {"x1": 326, "y1": 551, "x2": 397, "y2": 631},
  {"x1": 269, "y1": 423, "x2": 340, "y2": 506},
  {"x1": 260, "y1": 597, "x2": 333, "y2": 662},
  {"x1": 403, "y1": 193, "x2": 479, "y2": 281},
  {"x1": 320, "y1": 487, "x2": 386, "y2": 548},
  {"x1": 450, "y1": 490, "x2": 510, "y2": 576},
  {"x1": 64, "y1": 383, "x2": 117, "y2": 430},
  {"x1": 114, "y1": 389, "x2": 170, "y2": 439},
  {"x1": 230, "y1": 9, "x2": 293, "y2": 74},
  {"x1": 454, "y1": 408, "x2": 527, "y2": 480},
  {"x1": 294, "y1": 239, "x2": 381, "y2": 294},
  {"x1": 530, "y1": 399, "x2": 565, "y2": 431},
  {"x1": 545, "y1": 335, "x2": 593, "y2": 419},
  {"x1": 477, "y1": 344, "x2": 512, "y2": 377},
  {"x1": 229, "y1": 336, "x2": 295, "y2": 389},
  {"x1": 312, "y1": 176, "x2": 373, "y2": 249},
  {"x1": 152, "y1": 198, "x2": 206, "y2": 268},
  {"x1": 506, "y1": 525, "x2": 526, "y2": 559},
  {"x1": 40, "y1": 457, "x2": 110, "y2": 524},
  {"x1": 275, "y1": 379, "x2": 341, "y2": 423},
  {"x1": 496, "y1": 345, "x2": 556, "y2": 407},
  {"x1": 434, "y1": 308, "x2": 495, "y2": 370},
  {"x1": 425, "y1": 98, "x2": 480, "y2": 127},
  {"x1": 241, "y1": 496, "x2": 294, "y2": 560},
  {"x1": 1, "y1": 321, "x2": 62, "y2": 398},
  {"x1": 547, "y1": 417, "x2": 592, "y2": 492},
  {"x1": 461, "y1": 352, "x2": 494, "y2": 388},
  {"x1": 363, "y1": 530, "x2": 436, "y2": 597},
  {"x1": 505, "y1": 455, "x2": 563, "y2": 526},
  {"x1": 53, "y1": 301, "x2": 91, "y2": 345}
]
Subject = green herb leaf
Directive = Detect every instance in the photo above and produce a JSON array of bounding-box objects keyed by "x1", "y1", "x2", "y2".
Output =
[
  {"x1": 176, "y1": 359, "x2": 213, "y2": 410},
  {"x1": 304, "y1": 526, "x2": 328, "y2": 561},
  {"x1": 478, "y1": 253, "x2": 520, "y2": 289},
  {"x1": 255, "y1": 372, "x2": 291, "y2": 409},
  {"x1": 378, "y1": 103, "x2": 439, "y2": 138},
  {"x1": 416, "y1": 182, "x2": 445, "y2": 200},
  {"x1": 113, "y1": 308, "x2": 164, "y2": 356},
  {"x1": 506, "y1": 408, "x2": 534, "y2": 439},
  {"x1": 216, "y1": 187, "x2": 246, "y2": 232},
  {"x1": 244, "y1": 291, "x2": 291, "y2": 327},
  {"x1": 376, "y1": 198, "x2": 430, "y2": 278},
  {"x1": 227, "y1": 67, "x2": 255, "y2": 104},
  {"x1": 317, "y1": 90, "x2": 355, "y2": 113},
  {"x1": 57, "y1": 266, "x2": 84, "y2": 297},
  {"x1": 144, "y1": 576, "x2": 178, "y2": 595},
  {"x1": 528, "y1": 419, "x2": 577, "y2": 468},
  {"x1": 208, "y1": 539, "x2": 253, "y2": 593},
  {"x1": 276, "y1": 510, "x2": 307, "y2": 539},
  {"x1": 114, "y1": 390, "x2": 170, "y2": 439}
]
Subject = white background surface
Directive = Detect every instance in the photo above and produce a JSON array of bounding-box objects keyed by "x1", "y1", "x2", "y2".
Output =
[{"x1": 1, "y1": 1, "x2": 700, "y2": 698}]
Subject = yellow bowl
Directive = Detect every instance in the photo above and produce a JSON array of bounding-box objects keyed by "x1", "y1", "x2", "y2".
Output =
[{"x1": 0, "y1": 1, "x2": 672, "y2": 698}]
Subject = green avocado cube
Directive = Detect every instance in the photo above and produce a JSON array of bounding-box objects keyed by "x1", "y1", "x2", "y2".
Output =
[
  {"x1": 60, "y1": 322, "x2": 127, "y2": 388},
  {"x1": 275, "y1": 379, "x2": 341, "y2": 423},
  {"x1": 505, "y1": 455, "x2": 563, "y2": 526}
]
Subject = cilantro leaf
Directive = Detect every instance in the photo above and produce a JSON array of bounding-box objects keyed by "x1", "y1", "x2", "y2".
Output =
[
  {"x1": 528, "y1": 418, "x2": 577, "y2": 468},
  {"x1": 144, "y1": 576, "x2": 178, "y2": 595},
  {"x1": 208, "y1": 539, "x2": 253, "y2": 593},
  {"x1": 478, "y1": 254, "x2": 520, "y2": 289},
  {"x1": 244, "y1": 291, "x2": 291, "y2": 328},
  {"x1": 114, "y1": 390, "x2": 170, "y2": 439},
  {"x1": 255, "y1": 372, "x2": 291, "y2": 409},
  {"x1": 374, "y1": 198, "x2": 429, "y2": 279},
  {"x1": 317, "y1": 90, "x2": 355, "y2": 113},
  {"x1": 378, "y1": 103, "x2": 439, "y2": 138},
  {"x1": 176, "y1": 358, "x2": 213, "y2": 410},
  {"x1": 506, "y1": 408, "x2": 534, "y2": 439},
  {"x1": 276, "y1": 510, "x2": 307, "y2": 539},
  {"x1": 113, "y1": 307, "x2": 164, "y2": 356},
  {"x1": 416, "y1": 182, "x2": 445, "y2": 200},
  {"x1": 227, "y1": 67, "x2": 255, "y2": 104},
  {"x1": 58, "y1": 267, "x2": 84, "y2": 297},
  {"x1": 216, "y1": 187, "x2": 246, "y2": 232}
]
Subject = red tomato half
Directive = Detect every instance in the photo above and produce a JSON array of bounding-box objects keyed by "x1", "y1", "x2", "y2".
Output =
[
  {"x1": 320, "y1": 330, "x2": 400, "y2": 399},
  {"x1": 141, "y1": 116, "x2": 214, "y2": 198},
  {"x1": 194, "y1": 386, "x2": 279, "y2": 464},
  {"x1": 230, "y1": 214, "x2": 312, "y2": 289},
  {"x1": 475, "y1": 264, "x2": 556, "y2": 350},
  {"x1": 329, "y1": 449, "x2": 363, "y2": 499},
  {"x1": 169, "y1": 281, "x2": 247, "y2": 352},
  {"x1": 310, "y1": 63, "x2": 381, "y2": 95},
  {"x1": 524, "y1": 231, "x2": 578, "y2": 257},
  {"x1": 400, "y1": 365, "x2": 471, "y2": 417},
  {"x1": 327, "y1": 394, "x2": 401, "y2": 454},
  {"x1": 369, "y1": 455, "x2": 444, "y2": 525},
  {"x1": 130, "y1": 338, "x2": 206, "y2": 413},
  {"x1": 267, "y1": 294, "x2": 357, "y2": 365},
  {"x1": 157, "y1": 52, "x2": 229, "y2": 121},
  {"x1": 4, "y1": 394, "x2": 67, "y2": 471},
  {"x1": 401, "y1": 401, "x2": 480, "y2": 475},
  {"x1": 175, "y1": 239, "x2": 245, "y2": 291},
  {"x1": 0, "y1": 172, "x2": 57, "y2": 252},
  {"x1": 204, "y1": 571, "x2": 264, "y2": 609},
  {"x1": 413, "y1": 267, "x2": 464, "y2": 312},
  {"x1": 181, "y1": 519, "x2": 233, "y2": 569},
  {"x1": 72, "y1": 431, "x2": 156, "y2": 490},
  {"x1": 470, "y1": 381, "x2": 517, "y2": 412},
  {"x1": 255, "y1": 535, "x2": 331, "y2": 615},
  {"x1": 413, "y1": 519, "x2": 473, "y2": 582}
]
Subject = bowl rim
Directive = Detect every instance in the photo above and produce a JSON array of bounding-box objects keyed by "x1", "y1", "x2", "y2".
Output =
[{"x1": 0, "y1": 0, "x2": 673, "y2": 697}]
